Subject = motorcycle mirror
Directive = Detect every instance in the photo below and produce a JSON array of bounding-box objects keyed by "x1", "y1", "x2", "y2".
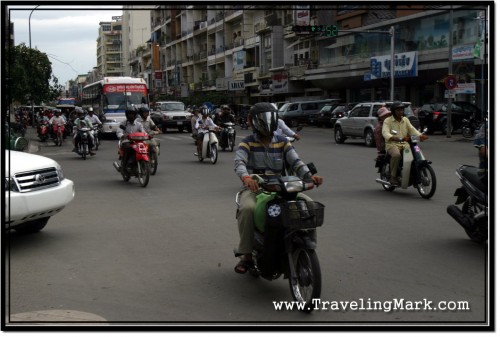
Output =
[
  {"x1": 422, "y1": 127, "x2": 428, "y2": 134},
  {"x1": 391, "y1": 130, "x2": 398, "y2": 135}
]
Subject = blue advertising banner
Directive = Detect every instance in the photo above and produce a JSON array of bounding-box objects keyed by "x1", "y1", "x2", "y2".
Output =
[{"x1": 368, "y1": 51, "x2": 418, "y2": 80}]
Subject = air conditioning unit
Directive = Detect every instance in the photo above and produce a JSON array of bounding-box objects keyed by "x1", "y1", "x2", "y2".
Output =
[{"x1": 200, "y1": 21, "x2": 207, "y2": 29}]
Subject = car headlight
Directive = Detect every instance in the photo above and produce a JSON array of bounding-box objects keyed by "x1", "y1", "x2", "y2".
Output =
[{"x1": 56, "y1": 164, "x2": 65, "y2": 181}]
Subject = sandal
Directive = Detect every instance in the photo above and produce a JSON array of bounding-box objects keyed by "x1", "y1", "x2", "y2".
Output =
[{"x1": 234, "y1": 259, "x2": 255, "y2": 274}]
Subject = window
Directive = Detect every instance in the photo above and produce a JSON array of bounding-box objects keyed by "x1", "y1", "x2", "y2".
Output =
[
  {"x1": 359, "y1": 106, "x2": 370, "y2": 117},
  {"x1": 349, "y1": 107, "x2": 361, "y2": 117}
]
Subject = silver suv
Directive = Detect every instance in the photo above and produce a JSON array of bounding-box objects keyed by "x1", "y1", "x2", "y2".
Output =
[{"x1": 334, "y1": 102, "x2": 420, "y2": 147}]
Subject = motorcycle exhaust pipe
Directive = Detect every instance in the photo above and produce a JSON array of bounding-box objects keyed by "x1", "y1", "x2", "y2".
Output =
[
  {"x1": 375, "y1": 178, "x2": 390, "y2": 185},
  {"x1": 113, "y1": 161, "x2": 121, "y2": 172},
  {"x1": 446, "y1": 205, "x2": 473, "y2": 230}
]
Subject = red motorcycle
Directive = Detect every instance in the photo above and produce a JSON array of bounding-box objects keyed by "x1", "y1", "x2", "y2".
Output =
[
  {"x1": 113, "y1": 131, "x2": 151, "y2": 187},
  {"x1": 37, "y1": 119, "x2": 50, "y2": 142},
  {"x1": 52, "y1": 123, "x2": 65, "y2": 146}
]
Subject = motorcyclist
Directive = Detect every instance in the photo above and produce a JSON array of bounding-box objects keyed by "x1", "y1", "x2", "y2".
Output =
[
  {"x1": 194, "y1": 106, "x2": 219, "y2": 156},
  {"x1": 115, "y1": 107, "x2": 145, "y2": 171},
  {"x1": 473, "y1": 118, "x2": 488, "y2": 187},
  {"x1": 214, "y1": 105, "x2": 236, "y2": 148},
  {"x1": 73, "y1": 109, "x2": 95, "y2": 155},
  {"x1": 274, "y1": 117, "x2": 301, "y2": 140},
  {"x1": 136, "y1": 106, "x2": 161, "y2": 153},
  {"x1": 85, "y1": 107, "x2": 102, "y2": 127},
  {"x1": 382, "y1": 101, "x2": 427, "y2": 186},
  {"x1": 48, "y1": 109, "x2": 67, "y2": 140},
  {"x1": 190, "y1": 106, "x2": 200, "y2": 140},
  {"x1": 233, "y1": 102, "x2": 323, "y2": 274}
]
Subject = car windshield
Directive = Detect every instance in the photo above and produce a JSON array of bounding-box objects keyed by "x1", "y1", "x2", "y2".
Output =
[
  {"x1": 320, "y1": 105, "x2": 332, "y2": 113},
  {"x1": 278, "y1": 103, "x2": 290, "y2": 112},
  {"x1": 160, "y1": 103, "x2": 185, "y2": 111},
  {"x1": 333, "y1": 105, "x2": 346, "y2": 112}
]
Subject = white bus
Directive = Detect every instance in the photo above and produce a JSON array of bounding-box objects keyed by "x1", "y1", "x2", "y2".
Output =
[{"x1": 82, "y1": 77, "x2": 149, "y2": 135}]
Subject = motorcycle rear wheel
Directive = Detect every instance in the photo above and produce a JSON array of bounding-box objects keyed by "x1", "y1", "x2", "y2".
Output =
[
  {"x1": 416, "y1": 165, "x2": 436, "y2": 199},
  {"x1": 288, "y1": 248, "x2": 321, "y2": 312},
  {"x1": 462, "y1": 198, "x2": 488, "y2": 243},
  {"x1": 137, "y1": 160, "x2": 150, "y2": 187}
]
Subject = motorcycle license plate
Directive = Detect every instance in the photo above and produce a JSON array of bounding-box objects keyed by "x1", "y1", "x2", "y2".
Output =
[{"x1": 177, "y1": 121, "x2": 183, "y2": 125}]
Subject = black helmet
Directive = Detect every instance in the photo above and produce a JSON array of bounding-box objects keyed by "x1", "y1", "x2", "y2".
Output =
[
  {"x1": 125, "y1": 107, "x2": 138, "y2": 121},
  {"x1": 250, "y1": 102, "x2": 278, "y2": 137},
  {"x1": 390, "y1": 101, "x2": 405, "y2": 113},
  {"x1": 138, "y1": 106, "x2": 150, "y2": 118}
]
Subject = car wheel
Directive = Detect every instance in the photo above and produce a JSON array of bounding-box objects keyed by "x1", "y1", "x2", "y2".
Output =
[
  {"x1": 364, "y1": 129, "x2": 375, "y2": 147},
  {"x1": 334, "y1": 126, "x2": 346, "y2": 144}
]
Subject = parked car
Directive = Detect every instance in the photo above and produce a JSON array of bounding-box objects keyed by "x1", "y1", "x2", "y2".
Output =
[
  {"x1": 155, "y1": 101, "x2": 193, "y2": 133},
  {"x1": 312, "y1": 102, "x2": 357, "y2": 127},
  {"x1": 334, "y1": 101, "x2": 420, "y2": 147},
  {"x1": 417, "y1": 101, "x2": 482, "y2": 134},
  {"x1": 5, "y1": 150, "x2": 75, "y2": 234},
  {"x1": 278, "y1": 99, "x2": 338, "y2": 127}
]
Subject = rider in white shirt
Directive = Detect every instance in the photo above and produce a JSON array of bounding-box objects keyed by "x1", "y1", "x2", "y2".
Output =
[
  {"x1": 274, "y1": 118, "x2": 301, "y2": 140},
  {"x1": 194, "y1": 106, "x2": 219, "y2": 156}
]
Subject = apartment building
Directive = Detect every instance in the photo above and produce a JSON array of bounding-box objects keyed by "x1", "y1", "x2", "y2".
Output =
[
  {"x1": 96, "y1": 17, "x2": 124, "y2": 78},
  {"x1": 122, "y1": 5, "x2": 488, "y2": 108}
]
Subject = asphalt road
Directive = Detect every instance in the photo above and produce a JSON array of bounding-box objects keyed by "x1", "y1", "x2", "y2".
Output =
[{"x1": 5, "y1": 126, "x2": 489, "y2": 328}]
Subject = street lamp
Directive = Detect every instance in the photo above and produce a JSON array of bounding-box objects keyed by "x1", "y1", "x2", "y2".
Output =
[{"x1": 28, "y1": 5, "x2": 40, "y2": 128}]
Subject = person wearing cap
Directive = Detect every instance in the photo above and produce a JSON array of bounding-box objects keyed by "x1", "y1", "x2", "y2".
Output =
[
  {"x1": 382, "y1": 101, "x2": 427, "y2": 186},
  {"x1": 375, "y1": 105, "x2": 391, "y2": 155}
]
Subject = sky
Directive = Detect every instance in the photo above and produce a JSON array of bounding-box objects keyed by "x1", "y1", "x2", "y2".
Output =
[{"x1": 8, "y1": 5, "x2": 124, "y2": 87}]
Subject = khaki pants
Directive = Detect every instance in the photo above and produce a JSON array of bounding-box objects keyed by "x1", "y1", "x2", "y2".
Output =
[
  {"x1": 387, "y1": 145, "x2": 406, "y2": 178},
  {"x1": 236, "y1": 189, "x2": 313, "y2": 255}
]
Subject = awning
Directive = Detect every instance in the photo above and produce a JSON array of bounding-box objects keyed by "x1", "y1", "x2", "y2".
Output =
[{"x1": 326, "y1": 35, "x2": 354, "y2": 49}]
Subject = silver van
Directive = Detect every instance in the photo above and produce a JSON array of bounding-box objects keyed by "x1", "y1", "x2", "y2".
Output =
[{"x1": 278, "y1": 99, "x2": 336, "y2": 127}]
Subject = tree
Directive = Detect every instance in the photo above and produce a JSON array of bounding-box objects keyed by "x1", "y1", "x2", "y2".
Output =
[{"x1": 7, "y1": 43, "x2": 62, "y2": 105}]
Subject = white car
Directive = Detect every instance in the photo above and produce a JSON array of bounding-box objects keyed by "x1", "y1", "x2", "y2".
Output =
[
  {"x1": 5, "y1": 150, "x2": 75, "y2": 234},
  {"x1": 155, "y1": 101, "x2": 193, "y2": 133}
]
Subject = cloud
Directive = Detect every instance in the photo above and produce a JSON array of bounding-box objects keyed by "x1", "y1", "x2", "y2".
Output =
[{"x1": 9, "y1": 7, "x2": 123, "y2": 83}]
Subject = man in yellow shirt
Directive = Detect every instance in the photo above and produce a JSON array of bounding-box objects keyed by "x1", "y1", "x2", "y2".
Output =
[{"x1": 382, "y1": 101, "x2": 428, "y2": 186}]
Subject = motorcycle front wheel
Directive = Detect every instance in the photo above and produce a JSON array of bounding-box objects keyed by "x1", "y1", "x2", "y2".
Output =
[
  {"x1": 380, "y1": 161, "x2": 396, "y2": 192},
  {"x1": 210, "y1": 143, "x2": 218, "y2": 164},
  {"x1": 137, "y1": 160, "x2": 150, "y2": 187},
  {"x1": 416, "y1": 164, "x2": 436, "y2": 199},
  {"x1": 150, "y1": 150, "x2": 158, "y2": 175},
  {"x1": 229, "y1": 134, "x2": 235, "y2": 152},
  {"x1": 289, "y1": 248, "x2": 321, "y2": 312}
]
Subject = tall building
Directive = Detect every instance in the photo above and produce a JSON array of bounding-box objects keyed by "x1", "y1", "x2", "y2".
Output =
[
  {"x1": 120, "y1": 5, "x2": 488, "y2": 108},
  {"x1": 96, "y1": 16, "x2": 124, "y2": 78},
  {"x1": 122, "y1": 5, "x2": 154, "y2": 77}
]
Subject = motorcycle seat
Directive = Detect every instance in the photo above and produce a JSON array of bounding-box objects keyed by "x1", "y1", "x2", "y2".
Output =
[{"x1": 462, "y1": 166, "x2": 487, "y2": 192}]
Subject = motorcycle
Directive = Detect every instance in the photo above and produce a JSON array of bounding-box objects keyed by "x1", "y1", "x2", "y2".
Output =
[
  {"x1": 52, "y1": 123, "x2": 65, "y2": 146},
  {"x1": 76, "y1": 127, "x2": 91, "y2": 160},
  {"x1": 375, "y1": 132, "x2": 436, "y2": 199},
  {"x1": 37, "y1": 119, "x2": 50, "y2": 142},
  {"x1": 461, "y1": 114, "x2": 481, "y2": 138},
  {"x1": 219, "y1": 122, "x2": 236, "y2": 152},
  {"x1": 197, "y1": 126, "x2": 219, "y2": 164},
  {"x1": 446, "y1": 165, "x2": 488, "y2": 243},
  {"x1": 92, "y1": 124, "x2": 102, "y2": 150},
  {"x1": 113, "y1": 128, "x2": 151, "y2": 187},
  {"x1": 235, "y1": 171, "x2": 324, "y2": 312},
  {"x1": 238, "y1": 113, "x2": 249, "y2": 130},
  {"x1": 148, "y1": 131, "x2": 160, "y2": 175}
]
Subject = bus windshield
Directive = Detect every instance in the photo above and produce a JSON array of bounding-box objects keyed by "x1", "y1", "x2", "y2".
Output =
[{"x1": 103, "y1": 83, "x2": 148, "y2": 111}]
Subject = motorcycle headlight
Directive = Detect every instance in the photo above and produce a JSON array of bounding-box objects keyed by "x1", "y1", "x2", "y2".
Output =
[{"x1": 283, "y1": 180, "x2": 304, "y2": 193}]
